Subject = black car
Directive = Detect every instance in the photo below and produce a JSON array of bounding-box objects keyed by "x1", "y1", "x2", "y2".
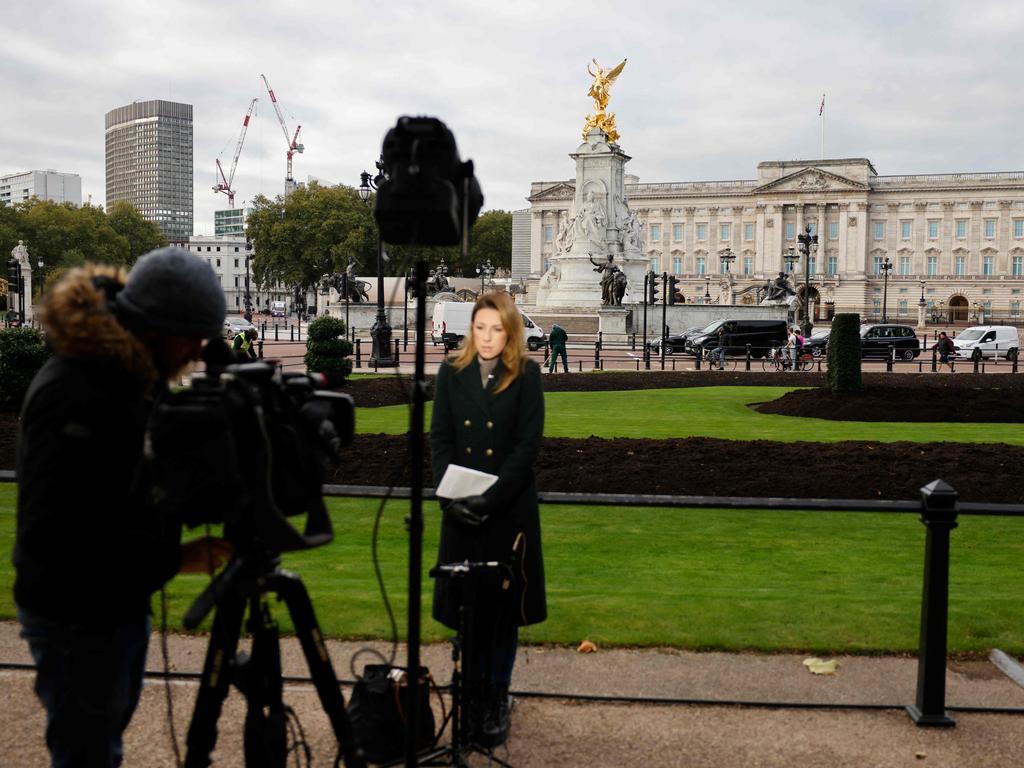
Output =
[
  {"x1": 686, "y1": 319, "x2": 788, "y2": 358},
  {"x1": 649, "y1": 325, "x2": 705, "y2": 355},
  {"x1": 859, "y1": 324, "x2": 921, "y2": 360},
  {"x1": 803, "y1": 330, "x2": 830, "y2": 358}
]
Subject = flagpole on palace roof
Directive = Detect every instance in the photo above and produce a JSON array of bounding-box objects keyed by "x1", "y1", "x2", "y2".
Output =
[{"x1": 819, "y1": 93, "x2": 826, "y2": 160}]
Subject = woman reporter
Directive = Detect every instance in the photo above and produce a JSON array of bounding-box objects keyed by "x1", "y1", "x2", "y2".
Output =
[{"x1": 430, "y1": 291, "x2": 546, "y2": 749}]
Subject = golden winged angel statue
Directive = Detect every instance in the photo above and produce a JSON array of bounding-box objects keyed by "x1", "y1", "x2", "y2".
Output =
[{"x1": 583, "y1": 58, "x2": 627, "y2": 143}]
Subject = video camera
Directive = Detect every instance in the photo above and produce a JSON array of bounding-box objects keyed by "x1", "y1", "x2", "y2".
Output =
[
  {"x1": 374, "y1": 116, "x2": 484, "y2": 246},
  {"x1": 145, "y1": 340, "x2": 354, "y2": 555}
]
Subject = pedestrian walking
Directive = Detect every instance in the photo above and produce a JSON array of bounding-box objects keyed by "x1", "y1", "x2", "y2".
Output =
[
  {"x1": 547, "y1": 323, "x2": 569, "y2": 373},
  {"x1": 935, "y1": 331, "x2": 955, "y2": 372},
  {"x1": 786, "y1": 327, "x2": 798, "y2": 371}
]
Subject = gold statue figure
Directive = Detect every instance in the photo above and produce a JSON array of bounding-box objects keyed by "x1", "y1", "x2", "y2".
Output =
[{"x1": 583, "y1": 58, "x2": 627, "y2": 143}]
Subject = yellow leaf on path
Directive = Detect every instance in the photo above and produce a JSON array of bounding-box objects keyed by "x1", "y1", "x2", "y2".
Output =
[
  {"x1": 802, "y1": 657, "x2": 840, "y2": 675},
  {"x1": 577, "y1": 640, "x2": 598, "y2": 654}
]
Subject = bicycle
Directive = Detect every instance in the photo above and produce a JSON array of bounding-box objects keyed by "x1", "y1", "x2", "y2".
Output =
[
  {"x1": 699, "y1": 346, "x2": 739, "y2": 370},
  {"x1": 761, "y1": 346, "x2": 814, "y2": 372}
]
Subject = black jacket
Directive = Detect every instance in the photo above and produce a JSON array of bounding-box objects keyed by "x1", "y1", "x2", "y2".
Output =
[
  {"x1": 13, "y1": 265, "x2": 182, "y2": 627},
  {"x1": 430, "y1": 357, "x2": 546, "y2": 629}
]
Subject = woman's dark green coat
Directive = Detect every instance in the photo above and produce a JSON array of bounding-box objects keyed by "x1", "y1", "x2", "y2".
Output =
[{"x1": 430, "y1": 357, "x2": 546, "y2": 630}]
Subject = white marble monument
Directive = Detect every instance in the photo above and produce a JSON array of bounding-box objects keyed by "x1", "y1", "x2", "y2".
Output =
[{"x1": 9, "y1": 240, "x2": 34, "y2": 324}]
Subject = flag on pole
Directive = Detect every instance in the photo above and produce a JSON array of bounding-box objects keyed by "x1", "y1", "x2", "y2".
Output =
[{"x1": 819, "y1": 93, "x2": 825, "y2": 116}]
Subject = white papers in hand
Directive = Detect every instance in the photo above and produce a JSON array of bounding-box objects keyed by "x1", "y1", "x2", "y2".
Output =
[{"x1": 435, "y1": 464, "x2": 498, "y2": 499}]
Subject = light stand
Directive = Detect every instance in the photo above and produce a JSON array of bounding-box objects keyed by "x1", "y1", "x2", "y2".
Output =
[
  {"x1": 359, "y1": 159, "x2": 397, "y2": 367},
  {"x1": 880, "y1": 257, "x2": 893, "y2": 323},
  {"x1": 797, "y1": 224, "x2": 818, "y2": 337},
  {"x1": 243, "y1": 239, "x2": 253, "y2": 322}
]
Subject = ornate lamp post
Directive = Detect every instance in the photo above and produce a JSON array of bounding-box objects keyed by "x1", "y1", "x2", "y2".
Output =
[
  {"x1": 704, "y1": 275, "x2": 711, "y2": 301},
  {"x1": 880, "y1": 256, "x2": 894, "y2": 323},
  {"x1": 719, "y1": 247, "x2": 736, "y2": 274},
  {"x1": 243, "y1": 239, "x2": 254, "y2": 322},
  {"x1": 357, "y1": 157, "x2": 396, "y2": 367},
  {"x1": 476, "y1": 258, "x2": 494, "y2": 295},
  {"x1": 783, "y1": 247, "x2": 798, "y2": 274},
  {"x1": 797, "y1": 224, "x2": 818, "y2": 337},
  {"x1": 972, "y1": 301, "x2": 981, "y2": 324}
]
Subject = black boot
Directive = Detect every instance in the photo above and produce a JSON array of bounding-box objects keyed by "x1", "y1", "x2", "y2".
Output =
[{"x1": 477, "y1": 684, "x2": 511, "y2": 748}]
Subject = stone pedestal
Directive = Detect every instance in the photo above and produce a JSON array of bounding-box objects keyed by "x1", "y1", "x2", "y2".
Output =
[
  {"x1": 598, "y1": 307, "x2": 630, "y2": 337},
  {"x1": 540, "y1": 128, "x2": 648, "y2": 308},
  {"x1": 917, "y1": 302, "x2": 927, "y2": 330}
]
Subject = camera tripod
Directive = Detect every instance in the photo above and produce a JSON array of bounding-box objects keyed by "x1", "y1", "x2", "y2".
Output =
[
  {"x1": 415, "y1": 560, "x2": 515, "y2": 768},
  {"x1": 182, "y1": 552, "x2": 366, "y2": 768}
]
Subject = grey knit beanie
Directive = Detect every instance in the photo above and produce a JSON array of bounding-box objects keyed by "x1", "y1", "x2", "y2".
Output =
[{"x1": 115, "y1": 246, "x2": 226, "y2": 338}]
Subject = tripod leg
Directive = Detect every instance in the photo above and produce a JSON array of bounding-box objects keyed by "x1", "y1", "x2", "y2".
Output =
[
  {"x1": 242, "y1": 598, "x2": 288, "y2": 768},
  {"x1": 184, "y1": 593, "x2": 246, "y2": 768},
  {"x1": 273, "y1": 572, "x2": 367, "y2": 768}
]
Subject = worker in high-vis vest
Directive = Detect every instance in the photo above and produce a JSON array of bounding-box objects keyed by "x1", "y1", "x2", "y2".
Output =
[{"x1": 232, "y1": 327, "x2": 259, "y2": 360}]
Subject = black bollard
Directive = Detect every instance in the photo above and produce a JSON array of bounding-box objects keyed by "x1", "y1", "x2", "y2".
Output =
[
  {"x1": 355, "y1": 338, "x2": 362, "y2": 369},
  {"x1": 745, "y1": 344, "x2": 751, "y2": 371},
  {"x1": 973, "y1": 355, "x2": 980, "y2": 374},
  {"x1": 594, "y1": 340, "x2": 600, "y2": 369},
  {"x1": 631, "y1": 333, "x2": 636, "y2": 351},
  {"x1": 906, "y1": 480, "x2": 959, "y2": 728},
  {"x1": 290, "y1": 326, "x2": 295, "y2": 342},
  {"x1": 886, "y1": 344, "x2": 894, "y2": 372},
  {"x1": 274, "y1": 324, "x2": 279, "y2": 341},
  {"x1": 394, "y1": 338, "x2": 400, "y2": 366},
  {"x1": 931, "y1": 346, "x2": 937, "y2": 373},
  {"x1": 258, "y1": 340, "x2": 264, "y2": 360}
]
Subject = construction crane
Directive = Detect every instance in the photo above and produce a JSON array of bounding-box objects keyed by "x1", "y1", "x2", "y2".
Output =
[
  {"x1": 213, "y1": 98, "x2": 258, "y2": 208},
  {"x1": 260, "y1": 73, "x2": 304, "y2": 195}
]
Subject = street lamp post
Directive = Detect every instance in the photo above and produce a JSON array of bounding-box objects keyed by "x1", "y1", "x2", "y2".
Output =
[
  {"x1": 783, "y1": 247, "x2": 798, "y2": 275},
  {"x1": 797, "y1": 224, "x2": 818, "y2": 337},
  {"x1": 358, "y1": 157, "x2": 396, "y2": 367},
  {"x1": 476, "y1": 258, "x2": 494, "y2": 295},
  {"x1": 719, "y1": 247, "x2": 736, "y2": 274},
  {"x1": 704, "y1": 275, "x2": 711, "y2": 302},
  {"x1": 880, "y1": 257, "x2": 894, "y2": 323},
  {"x1": 403, "y1": 267, "x2": 410, "y2": 351}
]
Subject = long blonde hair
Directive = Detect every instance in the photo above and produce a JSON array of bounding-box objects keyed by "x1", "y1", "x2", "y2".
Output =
[{"x1": 450, "y1": 291, "x2": 528, "y2": 393}]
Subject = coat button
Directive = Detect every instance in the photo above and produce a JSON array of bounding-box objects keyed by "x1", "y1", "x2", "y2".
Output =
[
  {"x1": 464, "y1": 419, "x2": 472, "y2": 427},
  {"x1": 465, "y1": 447, "x2": 472, "y2": 454},
  {"x1": 485, "y1": 448, "x2": 493, "y2": 457},
  {"x1": 486, "y1": 421, "x2": 493, "y2": 429}
]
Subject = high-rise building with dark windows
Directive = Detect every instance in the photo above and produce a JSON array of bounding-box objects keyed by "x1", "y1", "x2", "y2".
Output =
[{"x1": 105, "y1": 100, "x2": 193, "y2": 243}]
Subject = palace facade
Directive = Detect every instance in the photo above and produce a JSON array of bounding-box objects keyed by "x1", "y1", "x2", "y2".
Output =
[{"x1": 524, "y1": 158, "x2": 1024, "y2": 323}]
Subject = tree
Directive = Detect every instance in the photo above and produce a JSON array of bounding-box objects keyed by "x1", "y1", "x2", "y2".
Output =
[
  {"x1": 106, "y1": 201, "x2": 165, "y2": 264},
  {"x1": 826, "y1": 313, "x2": 862, "y2": 393},
  {"x1": 467, "y1": 210, "x2": 513, "y2": 274}
]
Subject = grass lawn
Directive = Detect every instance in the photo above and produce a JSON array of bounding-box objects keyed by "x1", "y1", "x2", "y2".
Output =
[
  {"x1": 2, "y1": 485, "x2": 1020, "y2": 654},
  {"x1": 356, "y1": 386, "x2": 1024, "y2": 444}
]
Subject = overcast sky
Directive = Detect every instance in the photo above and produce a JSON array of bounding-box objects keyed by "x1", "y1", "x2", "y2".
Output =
[{"x1": 4, "y1": 0, "x2": 1023, "y2": 234}]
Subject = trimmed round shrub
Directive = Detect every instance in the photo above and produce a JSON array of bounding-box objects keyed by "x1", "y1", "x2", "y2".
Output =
[
  {"x1": 826, "y1": 313, "x2": 862, "y2": 393},
  {"x1": 0, "y1": 326, "x2": 51, "y2": 412},
  {"x1": 304, "y1": 315, "x2": 353, "y2": 380}
]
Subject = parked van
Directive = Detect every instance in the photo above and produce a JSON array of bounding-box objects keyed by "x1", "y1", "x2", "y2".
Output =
[
  {"x1": 684, "y1": 319, "x2": 788, "y2": 358},
  {"x1": 952, "y1": 325, "x2": 1020, "y2": 361},
  {"x1": 432, "y1": 301, "x2": 547, "y2": 351},
  {"x1": 270, "y1": 301, "x2": 287, "y2": 318}
]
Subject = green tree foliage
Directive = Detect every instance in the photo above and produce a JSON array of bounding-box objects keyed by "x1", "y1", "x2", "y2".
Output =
[
  {"x1": 304, "y1": 315, "x2": 353, "y2": 379},
  {"x1": 0, "y1": 326, "x2": 51, "y2": 412},
  {"x1": 106, "y1": 201, "x2": 166, "y2": 264},
  {"x1": 826, "y1": 313, "x2": 862, "y2": 393}
]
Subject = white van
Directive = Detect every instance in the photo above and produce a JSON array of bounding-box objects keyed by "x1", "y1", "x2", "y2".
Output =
[
  {"x1": 952, "y1": 325, "x2": 1019, "y2": 361},
  {"x1": 432, "y1": 301, "x2": 547, "y2": 351},
  {"x1": 270, "y1": 301, "x2": 287, "y2": 318}
]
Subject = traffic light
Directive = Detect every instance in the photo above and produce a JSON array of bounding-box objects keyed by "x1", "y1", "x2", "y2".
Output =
[
  {"x1": 7, "y1": 259, "x2": 19, "y2": 288},
  {"x1": 647, "y1": 273, "x2": 659, "y2": 305},
  {"x1": 668, "y1": 276, "x2": 681, "y2": 305}
]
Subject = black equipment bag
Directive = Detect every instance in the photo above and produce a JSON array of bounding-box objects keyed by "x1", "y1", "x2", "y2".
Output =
[{"x1": 348, "y1": 665, "x2": 436, "y2": 763}]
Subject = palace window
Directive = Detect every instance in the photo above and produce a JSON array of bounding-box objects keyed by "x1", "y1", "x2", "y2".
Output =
[
  {"x1": 955, "y1": 219, "x2": 967, "y2": 238},
  {"x1": 984, "y1": 218, "x2": 997, "y2": 238},
  {"x1": 900, "y1": 221, "x2": 912, "y2": 240},
  {"x1": 672, "y1": 257, "x2": 682, "y2": 274},
  {"x1": 743, "y1": 257, "x2": 753, "y2": 275},
  {"x1": 785, "y1": 222, "x2": 795, "y2": 240},
  {"x1": 928, "y1": 219, "x2": 939, "y2": 238},
  {"x1": 649, "y1": 257, "x2": 660, "y2": 273},
  {"x1": 543, "y1": 225, "x2": 553, "y2": 242},
  {"x1": 873, "y1": 256, "x2": 884, "y2": 274},
  {"x1": 983, "y1": 255, "x2": 994, "y2": 275},
  {"x1": 983, "y1": 300, "x2": 992, "y2": 315},
  {"x1": 828, "y1": 221, "x2": 839, "y2": 240},
  {"x1": 1015, "y1": 219, "x2": 1024, "y2": 238},
  {"x1": 673, "y1": 223, "x2": 683, "y2": 241},
  {"x1": 898, "y1": 299, "x2": 908, "y2": 315},
  {"x1": 808, "y1": 255, "x2": 817, "y2": 273},
  {"x1": 719, "y1": 223, "x2": 730, "y2": 241},
  {"x1": 743, "y1": 222, "x2": 754, "y2": 241},
  {"x1": 697, "y1": 223, "x2": 707, "y2": 241},
  {"x1": 1011, "y1": 301, "x2": 1021, "y2": 317},
  {"x1": 899, "y1": 256, "x2": 911, "y2": 275},
  {"x1": 827, "y1": 255, "x2": 838, "y2": 275},
  {"x1": 954, "y1": 255, "x2": 966, "y2": 275},
  {"x1": 1012, "y1": 255, "x2": 1023, "y2": 276},
  {"x1": 807, "y1": 222, "x2": 817, "y2": 237},
  {"x1": 927, "y1": 255, "x2": 938, "y2": 276},
  {"x1": 873, "y1": 221, "x2": 885, "y2": 240},
  {"x1": 650, "y1": 224, "x2": 661, "y2": 242},
  {"x1": 696, "y1": 257, "x2": 706, "y2": 275}
]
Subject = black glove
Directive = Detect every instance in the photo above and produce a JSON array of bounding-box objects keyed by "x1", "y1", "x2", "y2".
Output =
[{"x1": 443, "y1": 495, "x2": 491, "y2": 528}]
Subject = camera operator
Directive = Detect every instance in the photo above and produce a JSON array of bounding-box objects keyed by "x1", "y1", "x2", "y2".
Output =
[
  {"x1": 13, "y1": 247, "x2": 233, "y2": 767},
  {"x1": 430, "y1": 291, "x2": 547, "y2": 749}
]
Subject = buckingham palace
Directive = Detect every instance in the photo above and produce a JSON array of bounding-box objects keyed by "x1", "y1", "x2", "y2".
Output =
[{"x1": 520, "y1": 158, "x2": 1024, "y2": 324}]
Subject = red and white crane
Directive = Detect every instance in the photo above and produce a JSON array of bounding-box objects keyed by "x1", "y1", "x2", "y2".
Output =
[
  {"x1": 260, "y1": 73, "x2": 304, "y2": 194},
  {"x1": 213, "y1": 98, "x2": 258, "y2": 208}
]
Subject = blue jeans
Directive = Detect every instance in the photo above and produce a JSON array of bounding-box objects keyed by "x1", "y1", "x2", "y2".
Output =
[
  {"x1": 18, "y1": 607, "x2": 151, "y2": 768},
  {"x1": 716, "y1": 346, "x2": 727, "y2": 369}
]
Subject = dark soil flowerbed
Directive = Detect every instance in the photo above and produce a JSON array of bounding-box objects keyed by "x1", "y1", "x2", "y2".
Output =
[{"x1": 3, "y1": 372, "x2": 1023, "y2": 504}]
